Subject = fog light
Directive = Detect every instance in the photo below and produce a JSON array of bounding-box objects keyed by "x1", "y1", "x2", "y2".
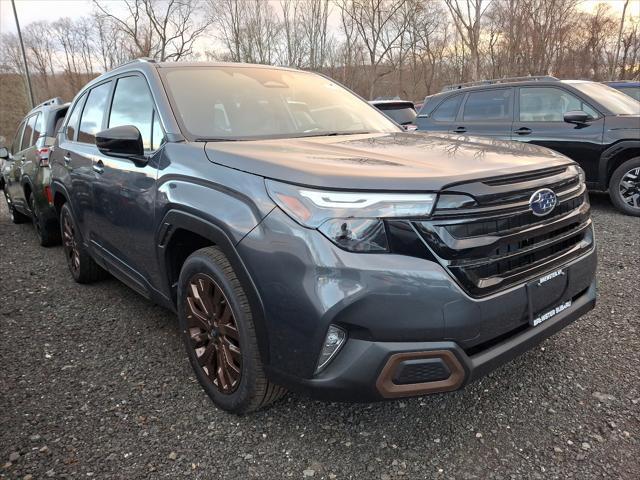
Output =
[{"x1": 315, "y1": 325, "x2": 346, "y2": 373}]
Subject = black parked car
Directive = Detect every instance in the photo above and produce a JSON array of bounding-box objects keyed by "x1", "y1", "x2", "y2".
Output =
[
  {"x1": 1, "y1": 98, "x2": 69, "y2": 244},
  {"x1": 416, "y1": 76, "x2": 640, "y2": 216},
  {"x1": 49, "y1": 60, "x2": 596, "y2": 413},
  {"x1": 370, "y1": 99, "x2": 417, "y2": 130}
]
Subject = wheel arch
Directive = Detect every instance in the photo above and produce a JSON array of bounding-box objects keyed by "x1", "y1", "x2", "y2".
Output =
[
  {"x1": 158, "y1": 209, "x2": 271, "y2": 365},
  {"x1": 599, "y1": 141, "x2": 640, "y2": 190}
]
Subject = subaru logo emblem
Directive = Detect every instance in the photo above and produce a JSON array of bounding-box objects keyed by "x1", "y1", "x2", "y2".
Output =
[{"x1": 529, "y1": 188, "x2": 557, "y2": 216}]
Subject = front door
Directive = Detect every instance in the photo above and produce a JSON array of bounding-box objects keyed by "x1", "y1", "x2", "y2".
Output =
[
  {"x1": 90, "y1": 74, "x2": 165, "y2": 287},
  {"x1": 511, "y1": 86, "x2": 605, "y2": 182}
]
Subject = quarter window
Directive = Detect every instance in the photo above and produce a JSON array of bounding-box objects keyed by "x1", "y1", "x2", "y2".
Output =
[
  {"x1": 21, "y1": 114, "x2": 37, "y2": 151},
  {"x1": 463, "y1": 89, "x2": 513, "y2": 121},
  {"x1": 519, "y1": 87, "x2": 599, "y2": 122},
  {"x1": 109, "y1": 75, "x2": 164, "y2": 151},
  {"x1": 78, "y1": 82, "x2": 111, "y2": 144},
  {"x1": 432, "y1": 95, "x2": 462, "y2": 122},
  {"x1": 66, "y1": 93, "x2": 86, "y2": 141}
]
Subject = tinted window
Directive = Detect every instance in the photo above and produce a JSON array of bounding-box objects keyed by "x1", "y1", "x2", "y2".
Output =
[
  {"x1": 618, "y1": 86, "x2": 640, "y2": 101},
  {"x1": 21, "y1": 114, "x2": 37, "y2": 151},
  {"x1": 109, "y1": 75, "x2": 163, "y2": 150},
  {"x1": 378, "y1": 106, "x2": 417, "y2": 125},
  {"x1": 12, "y1": 121, "x2": 25, "y2": 154},
  {"x1": 463, "y1": 89, "x2": 512, "y2": 121},
  {"x1": 519, "y1": 87, "x2": 598, "y2": 121},
  {"x1": 66, "y1": 94, "x2": 86, "y2": 141},
  {"x1": 32, "y1": 113, "x2": 43, "y2": 143},
  {"x1": 78, "y1": 82, "x2": 111, "y2": 144},
  {"x1": 432, "y1": 95, "x2": 463, "y2": 122}
]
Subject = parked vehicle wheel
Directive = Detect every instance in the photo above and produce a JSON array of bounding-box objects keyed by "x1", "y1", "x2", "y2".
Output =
[
  {"x1": 4, "y1": 189, "x2": 28, "y2": 224},
  {"x1": 60, "y1": 203, "x2": 106, "y2": 283},
  {"x1": 29, "y1": 192, "x2": 60, "y2": 247},
  {"x1": 609, "y1": 157, "x2": 640, "y2": 217},
  {"x1": 177, "y1": 247, "x2": 286, "y2": 414}
]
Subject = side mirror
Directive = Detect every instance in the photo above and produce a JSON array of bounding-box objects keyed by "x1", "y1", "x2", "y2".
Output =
[
  {"x1": 96, "y1": 125, "x2": 144, "y2": 159},
  {"x1": 0, "y1": 147, "x2": 8, "y2": 159},
  {"x1": 564, "y1": 110, "x2": 590, "y2": 124}
]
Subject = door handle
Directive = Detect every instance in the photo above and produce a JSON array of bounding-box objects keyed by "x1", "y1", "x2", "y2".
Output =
[
  {"x1": 514, "y1": 127, "x2": 532, "y2": 135},
  {"x1": 93, "y1": 160, "x2": 104, "y2": 174},
  {"x1": 63, "y1": 153, "x2": 72, "y2": 165},
  {"x1": 453, "y1": 126, "x2": 467, "y2": 134}
]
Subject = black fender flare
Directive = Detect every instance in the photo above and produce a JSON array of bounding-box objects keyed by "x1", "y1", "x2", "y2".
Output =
[
  {"x1": 598, "y1": 140, "x2": 640, "y2": 190},
  {"x1": 157, "y1": 208, "x2": 271, "y2": 365}
]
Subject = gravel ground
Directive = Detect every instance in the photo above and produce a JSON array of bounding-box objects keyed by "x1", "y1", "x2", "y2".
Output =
[{"x1": 1, "y1": 192, "x2": 638, "y2": 480}]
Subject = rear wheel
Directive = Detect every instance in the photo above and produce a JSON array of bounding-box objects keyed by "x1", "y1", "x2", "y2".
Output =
[
  {"x1": 29, "y1": 192, "x2": 59, "y2": 247},
  {"x1": 60, "y1": 203, "x2": 106, "y2": 283},
  {"x1": 177, "y1": 246, "x2": 286, "y2": 414},
  {"x1": 4, "y1": 189, "x2": 28, "y2": 224},
  {"x1": 609, "y1": 157, "x2": 640, "y2": 217}
]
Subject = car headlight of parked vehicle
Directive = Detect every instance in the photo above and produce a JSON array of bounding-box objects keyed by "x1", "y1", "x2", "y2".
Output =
[{"x1": 266, "y1": 179, "x2": 436, "y2": 253}]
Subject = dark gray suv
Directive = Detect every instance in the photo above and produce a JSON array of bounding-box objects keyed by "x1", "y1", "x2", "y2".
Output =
[{"x1": 49, "y1": 60, "x2": 596, "y2": 413}]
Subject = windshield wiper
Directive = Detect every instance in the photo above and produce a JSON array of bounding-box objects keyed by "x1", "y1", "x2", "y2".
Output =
[{"x1": 294, "y1": 131, "x2": 374, "y2": 139}]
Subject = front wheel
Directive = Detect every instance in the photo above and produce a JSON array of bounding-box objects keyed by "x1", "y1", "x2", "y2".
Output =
[
  {"x1": 609, "y1": 157, "x2": 640, "y2": 217},
  {"x1": 177, "y1": 247, "x2": 286, "y2": 414}
]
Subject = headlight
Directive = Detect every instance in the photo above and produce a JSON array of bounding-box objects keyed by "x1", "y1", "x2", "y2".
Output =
[
  {"x1": 577, "y1": 165, "x2": 586, "y2": 184},
  {"x1": 266, "y1": 180, "x2": 436, "y2": 252}
]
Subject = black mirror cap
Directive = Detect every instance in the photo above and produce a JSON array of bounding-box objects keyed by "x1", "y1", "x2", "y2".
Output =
[
  {"x1": 564, "y1": 110, "x2": 590, "y2": 124},
  {"x1": 96, "y1": 125, "x2": 144, "y2": 158},
  {"x1": 0, "y1": 147, "x2": 8, "y2": 159}
]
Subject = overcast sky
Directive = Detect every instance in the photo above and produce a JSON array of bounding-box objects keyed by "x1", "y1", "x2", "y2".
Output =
[{"x1": 1, "y1": 0, "x2": 636, "y2": 37}]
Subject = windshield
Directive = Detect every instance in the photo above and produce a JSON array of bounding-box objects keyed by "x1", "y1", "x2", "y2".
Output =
[
  {"x1": 161, "y1": 66, "x2": 400, "y2": 140},
  {"x1": 377, "y1": 105, "x2": 417, "y2": 125},
  {"x1": 570, "y1": 82, "x2": 640, "y2": 115}
]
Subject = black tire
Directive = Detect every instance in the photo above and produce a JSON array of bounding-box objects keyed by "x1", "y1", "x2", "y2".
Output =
[
  {"x1": 177, "y1": 246, "x2": 286, "y2": 414},
  {"x1": 609, "y1": 157, "x2": 640, "y2": 217},
  {"x1": 4, "y1": 189, "x2": 28, "y2": 224},
  {"x1": 29, "y1": 192, "x2": 60, "y2": 247},
  {"x1": 60, "y1": 203, "x2": 107, "y2": 283}
]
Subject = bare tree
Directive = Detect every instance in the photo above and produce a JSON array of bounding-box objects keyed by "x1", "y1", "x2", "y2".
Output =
[{"x1": 444, "y1": 0, "x2": 490, "y2": 81}]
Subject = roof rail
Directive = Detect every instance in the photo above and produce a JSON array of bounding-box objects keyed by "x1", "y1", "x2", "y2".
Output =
[
  {"x1": 116, "y1": 57, "x2": 156, "y2": 69},
  {"x1": 34, "y1": 97, "x2": 64, "y2": 109},
  {"x1": 441, "y1": 75, "x2": 559, "y2": 92}
]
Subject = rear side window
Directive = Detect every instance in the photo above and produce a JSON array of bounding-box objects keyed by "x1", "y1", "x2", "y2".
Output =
[
  {"x1": 12, "y1": 121, "x2": 25, "y2": 154},
  {"x1": 519, "y1": 87, "x2": 599, "y2": 121},
  {"x1": 78, "y1": 82, "x2": 111, "y2": 144},
  {"x1": 66, "y1": 94, "x2": 87, "y2": 141},
  {"x1": 463, "y1": 89, "x2": 513, "y2": 121},
  {"x1": 21, "y1": 114, "x2": 37, "y2": 151},
  {"x1": 432, "y1": 95, "x2": 463, "y2": 122},
  {"x1": 109, "y1": 75, "x2": 164, "y2": 150}
]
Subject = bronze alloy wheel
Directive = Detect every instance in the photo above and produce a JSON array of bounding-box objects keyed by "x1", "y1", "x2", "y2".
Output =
[
  {"x1": 185, "y1": 273, "x2": 242, "y2": 394},
  {"x1": 62, "y1": 213, "x2": 80, "y2": 274}
]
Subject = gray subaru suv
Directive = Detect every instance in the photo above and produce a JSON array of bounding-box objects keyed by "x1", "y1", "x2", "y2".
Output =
[{"x1": 49, "y1": 60, "x2": 596, "y2": 413}]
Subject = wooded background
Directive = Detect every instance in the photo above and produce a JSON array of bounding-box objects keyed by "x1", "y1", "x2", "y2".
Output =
[{"x1": 1, "y1": 0, "x2": 638, "y2": 143}]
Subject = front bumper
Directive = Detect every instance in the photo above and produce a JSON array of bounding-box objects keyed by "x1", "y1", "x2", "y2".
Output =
[
  {"x1": 268, "y1": 280, "x2": 596, "y2": 402},
  {"x1": 238, "y1": 208, "x2": 597, "y2": 401}
]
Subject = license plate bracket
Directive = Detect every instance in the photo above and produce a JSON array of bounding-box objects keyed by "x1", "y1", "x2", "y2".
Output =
[{"x1": 526, "y1": 268, "x2": 570, "y2": 327}]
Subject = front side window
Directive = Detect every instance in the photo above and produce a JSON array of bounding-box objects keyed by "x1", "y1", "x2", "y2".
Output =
[
  {"x1": 12, "y1": 121, "x2": 25, "y2": 154},
  {"x1": 21, "y1": 114, "x2": 37, "y2": 151},
  {"x1": 463, "y1": 89, "x2": 513, "y2": 121},
  {"x1": 432, "y1": 95, "x2": 463, "y2": 122},
  {"x1": 519, "y1": 87, "x2": 598, "y2": 122},
  {"x1": 78, "y1": 82, "x2": 111, "y2": 144},
  {"x1": 161, "y1": 66, "x2": 399, "y2": 140},
  {"x1": 109, "y1": 75, "x2": 164, "y2": 151},
  {"x1": 32, "y1": 113, "x2": 43, "y2": 143},
  {"x1": 66, "y1": 93, "x2": 86, "y2": 141}
]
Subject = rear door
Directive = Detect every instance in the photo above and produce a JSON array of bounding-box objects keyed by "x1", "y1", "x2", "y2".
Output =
[
  {"x1": 20, "y1": 112, "x2": 43, "y2": 207},
  {"x1": 511, "y1": 86, "x2": 604, "y2": 182},
  {"x1": 9, "y1": 114, "x2": 39, "y2": 212},
  {"x1": 453, "y1": 88, "x2": 514, "y2": 140}
]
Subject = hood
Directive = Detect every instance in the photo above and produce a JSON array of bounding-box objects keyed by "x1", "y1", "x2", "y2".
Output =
[{"x1": 204, "y1": 132, "x2": 574, "y2": 191}]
